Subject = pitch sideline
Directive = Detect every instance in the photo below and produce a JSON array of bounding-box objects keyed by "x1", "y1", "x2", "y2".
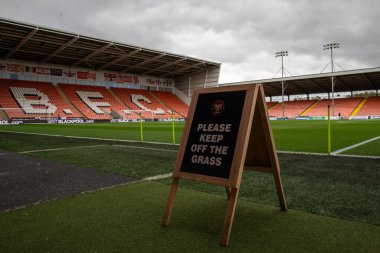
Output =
[
  {"x1": 19, "y1": 144, "x2": 107, "y2": 154},
  {"x1": 330, "y1": 136, "x2": 380, "y2": 155},
  {"x1": 2, "y1": 129, "x2": 379, "y2": 159},
  {"x1": 0, "y1": 129, "x2": 180, "y2": 146}
]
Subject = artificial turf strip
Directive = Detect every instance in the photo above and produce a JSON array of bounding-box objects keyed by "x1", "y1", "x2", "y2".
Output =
[{"x1": 0, "y1": 182, "x2": 379, "y2": 253}]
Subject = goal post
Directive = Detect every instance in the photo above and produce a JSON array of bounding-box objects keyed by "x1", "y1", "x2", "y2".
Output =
[
  {"x1": 120, "y1": 109, "x2": 155, "y2": 122},
  {"x1": 0, "y1": 107, "x2": 53, "y2": 120}
]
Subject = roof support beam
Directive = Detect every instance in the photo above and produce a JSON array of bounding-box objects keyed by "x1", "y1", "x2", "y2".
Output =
[
  {"x1": 41, "y1": 35, "x2": 79, "y2": 63},
  {"x1": 290, "y1": 82, "x2": 310, "y2": 95},
  {"x1": 143, "y1": 58, "x2": 187, "y2": 75},
  {"x1": 263, "y1": 83, "x2": 282, "y2": 95},
  {"x1": 170, "y1": 66, "x2": 220, "y2": 79},
  {"x1": 98, "y1": 48, "x2": 141, "y2": 70},
  {"x1": 72, "y1": 42, "x2": 113, "y2": 67},
  {"x1": 5, "y1": 28, "x2": 38, "y2": 58},
  {"x1": 121, "y1": 53, "x2": 166, "y2": 73},
  {"x1": 335, "y1": 77, "x2": 352, "y2": 91},
  {"x1": 361, "y1": 74, "x2": 377, "y2": 90},
  {"x1": 161, "y1": 62, "x2": 204, "y2": 77},
  {"x1": 307, "y1": 78, "x2": 329, "y2": 92}
]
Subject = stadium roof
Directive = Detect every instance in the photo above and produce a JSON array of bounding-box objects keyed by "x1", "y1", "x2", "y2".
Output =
[
  {"x1": 0, "y1": 17, "x2": 220, "y2": 78},
  {"x1": 222, "y1": 67, "x2": 380, "y2": 97}
]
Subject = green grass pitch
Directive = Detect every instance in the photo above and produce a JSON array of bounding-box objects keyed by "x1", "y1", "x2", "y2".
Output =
[
  {"x1": 0, "y1": 120, "x2": 379, "y2": 252},
  {"x1": 1, "y1": 119, "x2": 379, "y2": 154}
]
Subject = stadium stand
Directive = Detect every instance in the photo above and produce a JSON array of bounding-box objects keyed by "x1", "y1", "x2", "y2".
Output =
[
  {"x1": 151, "y1": 90, "x2": 189, "y2": 117},
  {"x1": 355, "y1": 96, "x2": 380, "y2": 116},
  {"x1": 268, "y1": 100, "x2": 316, "y2": 118},
  {"x1": 110, "y1": 88, "x2": 181, "y2": 119},
  {"x1": 0, "y1": 79, "x2": 81, "y2": 119},
  {"x1": 0, "y1": 79, "x2": 189, "y2": 121},
  {"x1": 266, "y1": 101, "x2": 278, "y2": 109},
  {"x1": 303, "y1": 97, "x2": 363, "y2": 118},
  {"x1": 2, "y1": 78, "x2": 378, "y2": 121},
  {"x1": 58, "y1": 83, "x2": 133, "y2": 120}
]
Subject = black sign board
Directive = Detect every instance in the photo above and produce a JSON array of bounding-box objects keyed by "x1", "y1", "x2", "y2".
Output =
[
  {"x1": 162, "y1": 84, "x2": 287, "y2": 247},
  {"x1": 180, "y1": 90, "x2": 246, "y2": 179}
]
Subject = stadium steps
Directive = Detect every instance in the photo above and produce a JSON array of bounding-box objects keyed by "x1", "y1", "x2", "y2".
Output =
[
  {"x1": 149, "y1": 91, "x2": 185, "y2": 117},
  {"x1": 266, "y1": 102, "x2": 278, "y2": 109},
  {"x1": 0, "y1": 108, "x2": 9, "y2": 120},
  {"x1": 300, "y1": 100, "x2": 319, "y2": 116},
  {"x1": 350, "y1": 98, "x2": 367, "y2": 117},
  {"x1": 355, "y1": 96, "x2": 380, "y2": 116},
  {"x1": 108, "y1": 88, "x2": 139, "y2": 118},
  {"x1": 110, "y1": 110, "x2": 122, "y2": 119},
  {"x1": 54, "y1": 84, "x2": 84, "y2": 118},
  {"x1": 111, "y1": 88, "x2": 178, "y2": 119}
]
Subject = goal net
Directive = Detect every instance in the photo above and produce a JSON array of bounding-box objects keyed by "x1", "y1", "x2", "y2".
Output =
[
  {"x1": 0, "y1": 107, "x2": 54, "y2": 121},
  {"x1": 119, "y1": 109, "x2": 155, "y2": 122}
]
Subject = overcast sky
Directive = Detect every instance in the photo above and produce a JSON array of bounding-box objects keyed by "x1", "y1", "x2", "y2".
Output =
[{"x1": 1, "y1": 0, "x2": 379, "y2": 83}]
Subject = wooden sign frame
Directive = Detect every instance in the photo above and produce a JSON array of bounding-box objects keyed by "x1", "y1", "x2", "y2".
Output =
[{"x1": 162, "y1": 84, "x2": 287, "y2": 246}]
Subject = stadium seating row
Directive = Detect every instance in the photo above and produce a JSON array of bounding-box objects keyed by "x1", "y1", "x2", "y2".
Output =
[
  {"x1": 1, "y1": 79, "x2": 380, "y2": 120},
  {"x1": 0, "y1": 79, "x2": 188, "y2": 120},
  {"x1": 268, "y1": 97, "x2": 380, "y2": 118}
]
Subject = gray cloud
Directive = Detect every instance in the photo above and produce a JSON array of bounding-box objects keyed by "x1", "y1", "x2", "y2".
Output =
[{"x1": 0, "y1": 0, "x2": 379, "y2": 83}]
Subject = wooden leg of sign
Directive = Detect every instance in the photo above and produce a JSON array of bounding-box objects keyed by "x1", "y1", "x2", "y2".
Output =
[
  {"x1": 273, "y1": 170, "x2": 287, "y2": 211},
  {"x1": 162, "y1": 177, "x2": 179, "y2": 226},
  {"x1": 220, "y1": 187, "x2": 239, "y2": 247},
  {"x1": 225, "y1": 187, "x2": 231, "y2": 200}
]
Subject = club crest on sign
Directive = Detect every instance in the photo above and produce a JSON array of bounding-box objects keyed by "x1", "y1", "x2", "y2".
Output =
[{"x1": 211, "y1": 99, "x2": 225, "y2": 116}]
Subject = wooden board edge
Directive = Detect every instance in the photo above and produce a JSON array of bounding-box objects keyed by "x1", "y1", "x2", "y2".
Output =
[{"x1": 228, "y1": 85, "x2": 259, "y2": 188}]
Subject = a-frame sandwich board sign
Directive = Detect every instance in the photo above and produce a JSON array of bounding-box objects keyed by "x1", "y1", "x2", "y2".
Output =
[{"x1": 162, "y1": 84, "x2": 287, "y2": 246}]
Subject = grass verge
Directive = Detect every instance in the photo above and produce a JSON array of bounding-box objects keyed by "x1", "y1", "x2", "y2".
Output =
[
  {"x1": 1, "y1": 181, "x2": 379, "y2": 253},
  {"x1": 1, "y1": 131, "x2": 379, "y2": 225}
]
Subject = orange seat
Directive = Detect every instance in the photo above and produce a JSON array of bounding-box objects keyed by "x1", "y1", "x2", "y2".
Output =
[
  {"x1": 58, "y1": 83, "x2": 132, "y2": 120},
  {"x1": 0, "y1": 79, "x2": 81, "y2": 119},
  {"x1": 304, "y1": 98, "x2": 362, "y2": 118},
  {"x1": 356, "y1": 97, "x2": 380, "y2": 116},
  {"x1": 150, "y1": 90, "x2": 188, "y2": 118},
  {"x1": 111, "y1": 88, "x2": 179, "y2": 119},
  {"x1": 268, "y1": 100, "x2": 316, "y2": 118}
]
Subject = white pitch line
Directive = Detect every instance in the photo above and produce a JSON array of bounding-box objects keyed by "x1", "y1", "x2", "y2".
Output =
[
  {"x1": 112, "y1": 144, "x2": 177, "y2": 153},
  {"x1": 142, "y1": 173, "x2": 173, "y2": 181},
  {"x1": 279, "y1": 149, "x2": 380, "y2": 159},
  {"x1": 0, "y1": 130, "x2": 179, "y2": 146},
  {"x1": 19, "y1": 144, "x2": 107, "y2": 154},
  {"x1": 331, "y1": 136, "x2": 380, "y2": 155},
  {"x1": 334, "y1": 154, "x2": 380, "y2": 160},
  {"x1": 3, "y1": 130, "x2": 379, "y2": 158},
  {"x1": 277, "y1": 150, "x2": 327, "y2": 156}
]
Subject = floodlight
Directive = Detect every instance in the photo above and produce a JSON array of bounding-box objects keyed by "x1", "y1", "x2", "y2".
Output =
[
  {"x1": 322, "y1": 42, "x2": 341, "y2": 116},
  {"x1": 274, "y1": 50, "x2": 289, "y2": 117}
]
